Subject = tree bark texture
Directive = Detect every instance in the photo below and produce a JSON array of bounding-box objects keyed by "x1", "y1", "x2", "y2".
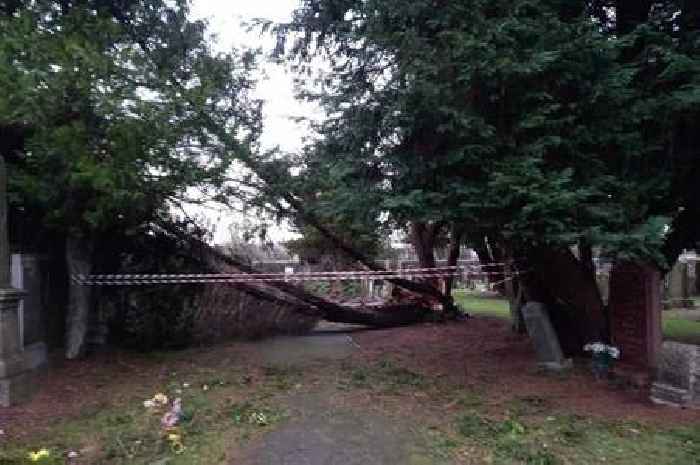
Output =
[
  {"x1": 520, "y1": 246, "x2": 607, "y2": 355},
  {"x1": 65, "y1": 235, "x2": 94, "y2": 359}
]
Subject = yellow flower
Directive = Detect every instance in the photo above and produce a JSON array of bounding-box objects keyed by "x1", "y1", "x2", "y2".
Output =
[
  {"x1": 171, "y1": 441, "x2": 186, "y2": 454},
  {"x1": 28, "y1": 449, "x2": 50, "y2": 461},
  {"x1": 167, "y1": 433, "x2": 181, "y2": 442},
  {"x1": 153, "y1": 393, "x2": 169, "y2": 405}
]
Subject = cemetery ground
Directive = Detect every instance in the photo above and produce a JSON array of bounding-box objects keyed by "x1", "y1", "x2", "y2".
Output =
[{"x1": 1, "y1": 308, "x2": 700, "y2": 465}]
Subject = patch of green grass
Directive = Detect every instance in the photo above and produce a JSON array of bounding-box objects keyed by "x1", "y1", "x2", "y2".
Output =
[
  {"x1": 452, "y1": 291, "x2": 511, "y2": 319},
  {"x1": 456, "y1": 390, "x2": 485, "y2": 408},
  {"x1": 507, "y1": 395, "x2": 553, "y2": 416},
  {"x1": 0, "y1": 362, "x2": 292, "y2": 465},
  {"x1": 423, "y1": 426, "x2": 461, "y2": 462},
  {"x1": 339, "y1": 358, "x2": 427, "y2": 392},
  {"x1": 453, "y1": 409, "x2": 700, "y2": 465},
  {"x1": 663, "y1": 318, "x2": 700, "y2": 345},
  {"x1": 262, "y1": 365, "x2": 303, "y2": 391},
  {"x1": 228, "y1": 401, "x2": 286, "y2": 427}
]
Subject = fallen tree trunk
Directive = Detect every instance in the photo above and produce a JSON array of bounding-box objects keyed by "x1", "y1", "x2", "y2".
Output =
[
  {"x1": 158, "y1": 222, "x2": 434, "y2": 327},
  {"x1": 283, "y1": 195, "x2": 454, "y2": 309},
  {"x1": 202, "y1": 121, "x2": 452, "y2": 309}
]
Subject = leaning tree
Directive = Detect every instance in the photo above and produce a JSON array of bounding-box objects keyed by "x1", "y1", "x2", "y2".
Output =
[{"x1": 1, "y1": 0, "x2": 261, "y2": 357}]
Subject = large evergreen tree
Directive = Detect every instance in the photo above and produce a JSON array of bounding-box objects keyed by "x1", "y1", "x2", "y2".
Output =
[
  {"x1": 273, "y1": 0, "x2": 700, "y2": 349},
  {"x1": 0, "y1": 0, "x2": 261, "y2": 356}
]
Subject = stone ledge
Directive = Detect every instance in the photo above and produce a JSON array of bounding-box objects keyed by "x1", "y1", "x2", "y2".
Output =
[
  {"x1": 538, "y1": 358, "x2": 573, "y2": 372},
  {"x1": 0, "y1": 344, "x2": 48, "y2": 406},
  {"x1": 0, "y1": 351, "x2": 26, "y2": 378},
  {"x1": 0, "y1": 366, "x2": 46, "y2": 407},
  {"x1": 0, "y1": 287, "x2": 26, "y2": 305},
  {"x1": 650, "y1": 382, "x2": 692, "y2": 408}
]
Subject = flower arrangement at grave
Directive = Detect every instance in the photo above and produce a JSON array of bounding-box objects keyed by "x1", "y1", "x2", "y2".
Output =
[{"x1": 584, "y1": 342, "x2": 620, "y2": 378}]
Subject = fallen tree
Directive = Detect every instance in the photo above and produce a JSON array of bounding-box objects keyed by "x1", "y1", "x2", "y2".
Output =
[{"x1": 158, "y1": 221, "x2": 434, "y2": 328}]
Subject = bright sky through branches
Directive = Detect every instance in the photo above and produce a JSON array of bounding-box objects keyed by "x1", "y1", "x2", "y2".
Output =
[
  {"x1": 189, "y1": 1, "x2": 315, "y2": 243},
  {"x1": 191, "y1": 0, "x2": 315, "y2": 154}
]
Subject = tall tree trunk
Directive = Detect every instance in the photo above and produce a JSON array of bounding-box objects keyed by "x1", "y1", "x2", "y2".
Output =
[
  {"x1": 520, "y1": 246, "x2": 607, "y2": 355},
  {"x1": 65, "y1": 235, "x2": 94, "y2": 359},
  {"x1": 501, "y1": 243, "x2": 526, "y2": 333},
  {"x1": 579, "y1": 240, "x2": 595, "y2": 283},
  {"x1": 409, "y1": 221, "x2": 439, "y2": 269},
  {"x1": 473, "y1": 235, "x2": 505, "y2": 293}
]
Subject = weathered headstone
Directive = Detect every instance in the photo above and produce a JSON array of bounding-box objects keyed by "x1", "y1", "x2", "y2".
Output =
[
  {"x1": 522, "y1": 302, "x2": 571, "y2": 371},
  {"x1": 666, "y1": 261, "x2": 693, "y2": 308},
  {"x1": 608, "y1": 262, "x2": 662, "y2": 371},
  {"x1": 650, "y1": 342, "x2": 699, "y2": 408}
]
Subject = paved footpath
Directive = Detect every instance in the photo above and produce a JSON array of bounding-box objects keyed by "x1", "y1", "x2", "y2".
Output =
[{"x1": 239, "y1": 326, "x2": 445, "y2": 465}]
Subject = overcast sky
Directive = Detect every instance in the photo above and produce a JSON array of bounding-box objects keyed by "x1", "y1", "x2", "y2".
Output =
[
  {"x1": 189, "y1": 1, "x2": 316, "y2": 243},
  {"x1": 191, "y1": 0, "x2": 315, "y2": 154}
]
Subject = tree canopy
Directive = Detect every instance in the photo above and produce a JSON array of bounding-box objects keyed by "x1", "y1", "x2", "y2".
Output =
[
  {"x1": 275, "y1": 0, "x2": 700, "y2": 269},
  {"x1": 1, "y1": 0, "x2": 260, "y2": 243}
]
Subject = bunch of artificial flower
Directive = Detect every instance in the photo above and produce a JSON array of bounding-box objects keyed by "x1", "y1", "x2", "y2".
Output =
[{"x1": 583, "y1": 342, "x2": 620, "y2": 359}]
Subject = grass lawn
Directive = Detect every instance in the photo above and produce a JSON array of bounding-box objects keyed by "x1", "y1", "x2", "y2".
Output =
[
  {"x1": 454, "y1": 290, "x2": 700, "y2": 345},
  {"x1": 453, "y1": 290, "x2": 511, "y2": 319},
  {"x1": 663, "y1": 318, "x2": 700, "y2": 345}
]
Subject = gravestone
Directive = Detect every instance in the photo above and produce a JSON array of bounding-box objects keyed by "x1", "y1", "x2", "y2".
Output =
[
  {"x1": 608, "y1": 262, "x2": 662, "y2": 371},
  {"x1": 666, "y1": 261, "x2": 693, "y2": 308},
  {"x1": 650, "y1": 342, "x2": 699, "y2": 408},
  {"x1": 522, "y1": 302, "x2": 571, "y2": 371}
]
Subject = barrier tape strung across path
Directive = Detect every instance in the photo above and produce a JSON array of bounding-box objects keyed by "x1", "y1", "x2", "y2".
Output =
[
  {"x1": 78, "y1": 264, "x2": 509, "y2": 280},
  {"x1": 72, "y1": 266, "x2": 526, "y2": 286}
]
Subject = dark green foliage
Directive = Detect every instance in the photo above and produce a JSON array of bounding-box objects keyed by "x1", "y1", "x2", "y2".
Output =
[
  {"x1": 103, "y1": 217, "x2": 206, "y2": 350},
  {"x1": 1, "y1": 0, "x2": 259, "y2": 239},
  {"x1": 277, "y1": 0, "x2": 700, "y2": 268}
]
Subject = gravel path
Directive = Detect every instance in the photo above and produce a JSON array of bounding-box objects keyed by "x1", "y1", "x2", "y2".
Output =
[{"x1": 240, "y1": 327, "x2": 441, "y2": 465}]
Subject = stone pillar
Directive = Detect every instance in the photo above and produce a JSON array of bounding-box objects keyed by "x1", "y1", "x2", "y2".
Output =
[
  {"x1": 609, "y1": 262, "x2": 662, "y2": 372},
  {"x1": 0, "y1": 287, "x2": 46, "y2": 406},
  {"x1": 0, "y1": 157, "x2": 46, "y2": 406}
]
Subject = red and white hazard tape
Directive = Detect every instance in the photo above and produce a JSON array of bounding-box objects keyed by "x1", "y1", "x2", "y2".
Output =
[{"x1": 71, "y1": 268, "x2": 527, "y2": 286}]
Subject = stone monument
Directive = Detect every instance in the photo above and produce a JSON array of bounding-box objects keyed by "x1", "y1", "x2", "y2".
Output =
[
  {"x1": 665, "y1": 260, "x2": 694, "y2": 308},
  {"x1": 521, "y1": 302, "x2": 572, "y2": 371},
  {"x1": 0, "y1": 155, "x2": 46, "y2": 406},
  {"x1": 650, "y1": 341, "x2": 700, "y2": 408},
  {"x1": 608, "y1": 262, "x2": 662, "y2": 372}
]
